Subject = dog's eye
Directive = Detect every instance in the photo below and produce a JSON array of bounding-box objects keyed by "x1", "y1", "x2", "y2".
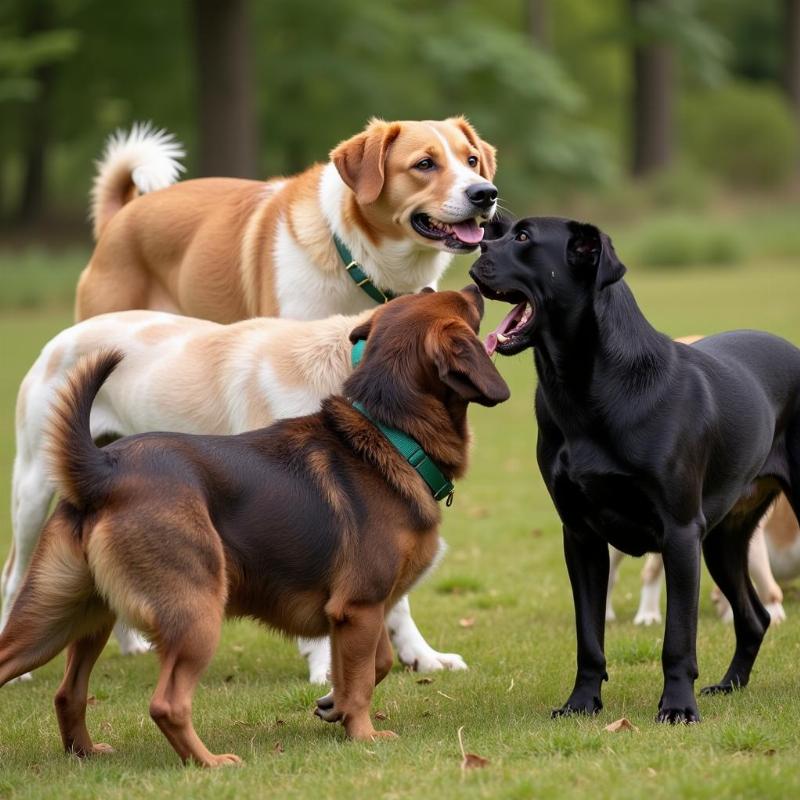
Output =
[
  {"x1": 467, "y1": 155, "x2": 479, "y2": 168},
  {"x1": 515, "y1": 231, "x2": 529, "y2": 242},
  {"x1": 414, "y1": 158, "x2": 435, "y2": 171}
]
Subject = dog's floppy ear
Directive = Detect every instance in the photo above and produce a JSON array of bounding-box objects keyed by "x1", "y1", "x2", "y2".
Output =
[
  {"x1": 481, "y1": 213, "x2": 514, "y2": 241},
  {"x1": 568, "y1": 222, "x2": 626, "y2": 290},
  {"x1": 349, "y1": 316, "x2": 374, "y2": 344},
  {"x1": 428, "y1": 326, "x2": 510, "y2": 407},
  {"x1": 331, "y1": 119, "x2": 402, "y2": 205},
  {"x1": 451, "y1": 116, "x2": 497, "y2": 180}
]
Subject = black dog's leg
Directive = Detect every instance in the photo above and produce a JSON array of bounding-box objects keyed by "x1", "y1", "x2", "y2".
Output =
[
  {"x1": 658, "y1": 522, "x2": 702, "y2": 723},
  {"x1": 553, "y1": 526, "x2": 608, "y2": 717},
  {"x1": 701, "y1": 518, "x2": 770, "y2": 695}
]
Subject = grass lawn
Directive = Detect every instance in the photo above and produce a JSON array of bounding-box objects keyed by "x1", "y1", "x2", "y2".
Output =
[{"x1": 1, "y1": 257, "x2": 800, "y2": 799}]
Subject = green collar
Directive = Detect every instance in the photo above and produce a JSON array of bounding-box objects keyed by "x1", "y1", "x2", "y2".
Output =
[
  {"x1": 350, "y1": 340, "x2": 454, "y2": 504},
  {"x1": 334, "y1": 234, "x2": 397, "y2": 305}
]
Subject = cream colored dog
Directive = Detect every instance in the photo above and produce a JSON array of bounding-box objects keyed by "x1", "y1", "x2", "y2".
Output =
[
  {"x1": 75, "y1": 118, "x2": 498, "y2": 322},
  {"x1": 607, "y1": 497, "x2": 796, "y2": 626},
  {"x1": 2, "y1": 309, "x2": 468, "y2": 682}
]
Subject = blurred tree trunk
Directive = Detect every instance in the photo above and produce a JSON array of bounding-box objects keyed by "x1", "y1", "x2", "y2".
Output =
[
  {"x1": 525, "y1": 0, "x2": 550, "y2": 49},
  {"x1": 785, "y1": 0, "x2": 800, "y2": 119},
  {"x1": 17, "y1": 0, "x2": 55, "y2": 226},
  {"x1": 192, "y1": 0, "x2": 258, "y2": 177},
  {"x1": 630, "y1": 0, "x2": 674, "y2": 176}
]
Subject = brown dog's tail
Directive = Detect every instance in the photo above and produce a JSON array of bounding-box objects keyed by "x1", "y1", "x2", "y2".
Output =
[
  {"x1": 90, "y1": 122, "x2": 185, "y2": 240},
  {"x1": 45, "y1": 350, "x2": 123, "y2": 510}
]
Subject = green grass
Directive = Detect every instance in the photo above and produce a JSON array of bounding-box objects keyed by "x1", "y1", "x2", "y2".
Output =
[
  {"x1": 0, "y1": 248, "x2": 87, "y2": 311},
  {"x1": 1, "y1": 258, "x2": 800, "y2": 798}
]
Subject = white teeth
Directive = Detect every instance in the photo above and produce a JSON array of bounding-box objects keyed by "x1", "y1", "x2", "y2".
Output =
[{"x1": 497, "y1": 333, "x2": 509, "y2": 343}]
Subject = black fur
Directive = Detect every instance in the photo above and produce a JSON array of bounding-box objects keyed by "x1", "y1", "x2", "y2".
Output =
[{"x1": 471, "y1": 216, "x2": 800, "y2": 723}]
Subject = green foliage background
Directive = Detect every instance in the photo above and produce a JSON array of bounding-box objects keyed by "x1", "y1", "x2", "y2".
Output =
[{"x1": 1, "y1": 0, "x2": 798, "y2": 223}]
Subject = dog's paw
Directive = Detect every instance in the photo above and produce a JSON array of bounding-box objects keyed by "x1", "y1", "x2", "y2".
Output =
[
  {"x1": 656, "y1": 706, "x2": 700, "y2": 724},
  {"x1": 765, "y1": 602, "x2": 786, "y2": 624},
  {"x1": 700, "y1": 680, "x2": 742, "y2": 696},
  {"x1": 633, "y1": 609, "x2": 661, "y2": 626},
  {"x1": 398, "y1": 647, "x2": 467, "y2": 673},
  {"x1": 551, "y1": 696, "x2": 602, "y2": 718},
  {"x1": 200, "y1": 753, "x2": 242, "y2": 768},
  {"x1": 369, "y1": 729, "x2": 399, "y2": 740},
  {"x1": 314, "y1": 692, "x2": 342, "y2": 723}
]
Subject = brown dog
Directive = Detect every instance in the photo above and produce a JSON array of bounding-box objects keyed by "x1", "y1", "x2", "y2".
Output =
[{"x1": 0, "y1": 287, "x2": 509, "y2": 766}]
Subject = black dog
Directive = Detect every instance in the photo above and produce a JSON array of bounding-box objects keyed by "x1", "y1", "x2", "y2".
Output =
[{"x1": 471, "y1": 216, "x2": 800, "y2": 723}]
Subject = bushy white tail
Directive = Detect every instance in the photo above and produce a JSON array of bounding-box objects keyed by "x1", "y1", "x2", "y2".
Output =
[{"x1": 90, "y1": 122, "x2": 185, "y2": 240}]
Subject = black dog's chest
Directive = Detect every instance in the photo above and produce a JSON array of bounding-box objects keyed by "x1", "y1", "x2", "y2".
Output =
[{"x1": 550, "y1": 445, "x2": 663, "y2": 555}]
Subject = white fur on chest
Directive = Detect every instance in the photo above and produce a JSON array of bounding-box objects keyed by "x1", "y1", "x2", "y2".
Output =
[{"x1": 273, "y1": 164, "x2": 452, "y2": 321}]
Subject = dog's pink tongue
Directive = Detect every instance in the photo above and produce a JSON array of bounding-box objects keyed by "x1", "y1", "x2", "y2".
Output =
[
  {"x1": 484, "y1": 301, "x2": 527, "y2": 355},
  {"x1": 452, "y1": 220, "x2": 484, "y2": 245}
]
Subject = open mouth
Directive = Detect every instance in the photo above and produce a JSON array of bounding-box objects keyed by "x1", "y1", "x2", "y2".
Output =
[
  {"x1": 411, "y1": 213, "x2": 485, "y2": 251},
  {"x1": 484, "y1": 298, "x2": 535, "y2": 355},
  {"x1": 470, "y1": 272, "x2": 535, "y2": 356}
]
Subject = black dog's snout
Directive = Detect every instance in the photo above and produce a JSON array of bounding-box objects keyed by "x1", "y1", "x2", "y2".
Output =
[
  {"x1": 466, "y1": 182, "x2": 498, "y2": 210},
  {"x1": 479, "y1": 240, "x2": 489, "y2": 253}
]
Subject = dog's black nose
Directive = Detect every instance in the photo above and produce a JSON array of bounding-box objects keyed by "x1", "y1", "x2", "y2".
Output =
[{"x1": 466, "y1": 182, "x2": 498, "y2": 210}]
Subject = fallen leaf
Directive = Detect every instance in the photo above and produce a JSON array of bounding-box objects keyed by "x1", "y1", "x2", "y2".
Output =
[
  {"x1": 646, "y1": 768, "x2": 657, "y2": 777},
  {"x1": 463, "y1": 752, "x2": 490, "y2": 769},
  {"x1": 275, "y1": 718, "x2": 285, "y2": 726},
  {"x1": 416, "y1": 677, "x2": 434, "y2": 685},
  {"x1": 764, "y1": 748, "x2": 777, "y2": 757},
  {"x1": 604, "y1": 718, "x2": 639, "y2": 733},
  {"x1": 459, "y1": 617, "x2": 475, "y2": 628},
  {"x1": 374, "y1": 711, "x2": 389, "y2": 721},
  {"x1": 457, "y1": 726, "x2": 490, "y2": 770},
  {"x1": 273, "y1": 741, "x2": 284, "y2": 754}
]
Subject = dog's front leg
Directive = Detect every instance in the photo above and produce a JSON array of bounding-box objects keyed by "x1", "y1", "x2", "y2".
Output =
[
  {"x1": 315, "y1": 605, "x2": 397, "y2": 740},
  {"x1": 297, "y1": 637, "x2": 332, "y2": 684},
  {"x1": 657, "y1": 522, "x2": 702, "y2": 723},
  {"x1": 388, "y1": 595, "x2": 467, "y2": 673},
  {"x1": 553, "y1": 526, "x2": 608, "y2": 717}
]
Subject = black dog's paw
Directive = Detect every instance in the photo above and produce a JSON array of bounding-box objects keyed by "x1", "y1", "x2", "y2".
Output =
[
  {"x1": 551, "y1": 695, "x2": 602, "y2": 719},
  {"x1": 656, "y1": 706, "x2": 701, "y2": 724},
  {"x1": 700, "y1": 680, "x2": 741, "y2": 696}
]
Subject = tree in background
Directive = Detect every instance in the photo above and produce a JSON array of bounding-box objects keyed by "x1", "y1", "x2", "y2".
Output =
[
  {"x1": 0, "y1": 0, "x2": 77, "y2": 226},
  {"x1": 525, "y1": 0, "x2": 550, "y2": 49},
  {"x1": 784, "y1": 0, "x2": 800, "y2": 121},
  {"x1": 630, "y1": 0, "x2": 675, "y2": 176},
  {"x1": 192, "y1": 0, "x2": 258, "y2": 178}
]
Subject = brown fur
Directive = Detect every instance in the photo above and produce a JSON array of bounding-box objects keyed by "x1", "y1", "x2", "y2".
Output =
[
  {"x1": 0, "y1": 288, "x2": 509, "y2": 767},
  {"x1": 75, "y1": 119, "x2": 497, "y2": 322}
]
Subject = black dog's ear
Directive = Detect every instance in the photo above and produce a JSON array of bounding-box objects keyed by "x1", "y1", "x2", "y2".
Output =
[
  {"x1": 568, "y1": 223, "x2": 626, "y2": 290},
  {"x1": 481, "y1": 214, "x2": 514, "y2": 241},
  {"x1": 349, "y1": 316, "x2": 374, "y2": 344}
]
